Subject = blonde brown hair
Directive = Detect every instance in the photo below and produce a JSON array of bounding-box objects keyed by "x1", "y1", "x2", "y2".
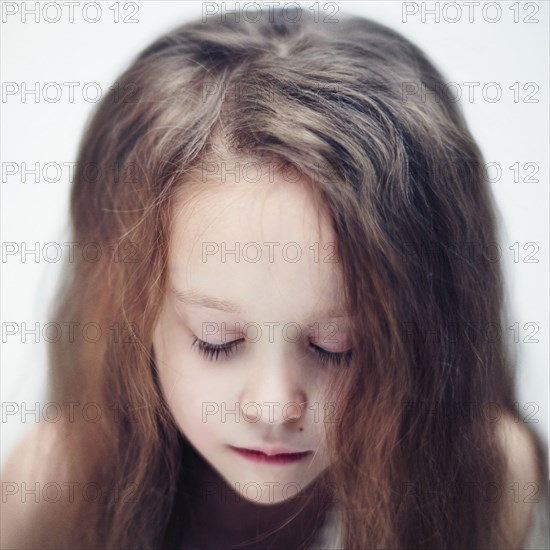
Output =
[{"x1": 35, "y1": 8, "x2": 548, "y2": 549}]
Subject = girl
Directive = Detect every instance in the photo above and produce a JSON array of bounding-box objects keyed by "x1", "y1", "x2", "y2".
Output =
[{"x1": 2, "y1": 8, "x2": 548, "y2": 550}]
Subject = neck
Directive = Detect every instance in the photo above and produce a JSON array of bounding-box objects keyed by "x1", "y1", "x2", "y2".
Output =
[{"x1": 185, "y1": 450, "x2": 331, "y2": 549}]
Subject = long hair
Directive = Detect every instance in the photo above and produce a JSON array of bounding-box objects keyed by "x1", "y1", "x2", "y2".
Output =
[{"x1": 36, "y1": 8, "x2": 547, "y2": 549}]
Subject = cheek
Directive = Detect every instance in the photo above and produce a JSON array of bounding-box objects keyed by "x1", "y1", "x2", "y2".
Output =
[{"x1": 153, "y1": 318, "x2": 234, "y2": 435}]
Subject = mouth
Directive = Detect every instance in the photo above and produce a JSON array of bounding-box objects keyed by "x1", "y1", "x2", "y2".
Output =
[{"x1": 229, "y1": 445, "x2": 313, "y2": 465}]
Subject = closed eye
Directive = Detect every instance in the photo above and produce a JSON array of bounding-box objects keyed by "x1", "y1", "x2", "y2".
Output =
[
  {"x1": 191, "y1": 337, "x2": 244, "y2": 361},
  {"x1": 309, "y1": 343, "x2": 352, "y2": 367},
  {"x1": 190, "y1": 337, "x2": 352, "y2": 367}
]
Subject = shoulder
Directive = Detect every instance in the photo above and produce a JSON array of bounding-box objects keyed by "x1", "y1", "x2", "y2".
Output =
[
  {"x1": 0, "y1": 422, "x2": 69, "y2": 549},
  {"x1": 495, "y1": 411, "x2": 541, "y2": 548}
]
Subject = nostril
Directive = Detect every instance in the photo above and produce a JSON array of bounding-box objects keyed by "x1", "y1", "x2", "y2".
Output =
[
  {"x1": 283, "y1": 401, "x2": 303, "y2": 421},
  {"x1": 239, "y1": 400, "x2": 307, "y2": 424},
  {"x1": 241, "y1": 402, "x2": 261, "y2": 422}
]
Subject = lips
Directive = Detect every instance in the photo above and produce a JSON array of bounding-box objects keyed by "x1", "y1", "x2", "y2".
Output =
[
  {"x1": 233, "y1": 445, "x2": 307, "y2": 456},
  {"x1": 229, "y1": 445, "x2": 312, "y2": 464}
]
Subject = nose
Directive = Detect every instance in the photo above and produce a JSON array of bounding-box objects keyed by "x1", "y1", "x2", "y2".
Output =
[{"x1": 240, "y1": 353, "x2": 307, "y2": 425}]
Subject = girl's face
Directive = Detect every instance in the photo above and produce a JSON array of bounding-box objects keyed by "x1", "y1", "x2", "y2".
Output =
[{"x1": 152, "y1": 169, "x2": 350, "y2": 505}]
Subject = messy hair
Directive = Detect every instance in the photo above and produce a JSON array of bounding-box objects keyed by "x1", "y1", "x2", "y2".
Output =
[{"x1": 36, "y1": 8, "x2": 548, "y2": 549}]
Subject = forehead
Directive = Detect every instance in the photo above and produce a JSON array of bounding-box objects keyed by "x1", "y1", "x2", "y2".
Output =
[{"x1": 167, "y1": 172, "x2": 345, "y2": 321}]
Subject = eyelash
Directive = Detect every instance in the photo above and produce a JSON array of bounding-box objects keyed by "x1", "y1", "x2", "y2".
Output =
[{"x1": 190, "y1": 337, "x2": 352, "y2": 367}]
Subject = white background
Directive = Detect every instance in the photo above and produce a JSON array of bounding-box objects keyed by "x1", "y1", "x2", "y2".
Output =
[{"x1": 1, "y1": 1, "x2": 548, "y2": 466}]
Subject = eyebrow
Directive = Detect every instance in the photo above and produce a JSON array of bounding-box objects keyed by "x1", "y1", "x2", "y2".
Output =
[
  {"x1": 170, "y1": 287, "x2": 242, "y2": 313},
  {"x1": 170, "y1": 286, "x2": 348, "y2": 318}
]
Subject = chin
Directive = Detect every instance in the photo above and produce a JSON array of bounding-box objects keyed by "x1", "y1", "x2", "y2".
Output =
[{"x1": 217, "y1": 465, "x2": 327, "y2": 506}]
